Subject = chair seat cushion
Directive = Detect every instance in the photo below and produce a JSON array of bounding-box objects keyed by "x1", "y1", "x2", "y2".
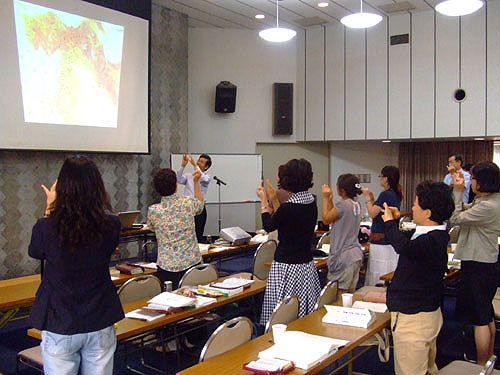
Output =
[
  {"x1": 439, "y1": 360, "x2": 500, "y2": 375},
  {"x1": 18, "y1": 345, "x2": 43, "y2": 365}
]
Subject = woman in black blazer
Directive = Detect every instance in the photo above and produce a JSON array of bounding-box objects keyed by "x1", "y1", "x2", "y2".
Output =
[{"x1": 29, "y1": 155, "x2": 124, "y2": 375}]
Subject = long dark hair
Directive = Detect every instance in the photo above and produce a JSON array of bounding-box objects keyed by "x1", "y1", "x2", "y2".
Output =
[
  {"x1": 381, "y1": 165, "x2": 403, "y2": 201},
  {"x1": 50, "y1": 156, "x2": 113, "y2": 250}
]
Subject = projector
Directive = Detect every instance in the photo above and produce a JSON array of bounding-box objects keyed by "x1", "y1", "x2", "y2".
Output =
[{"x1": 219, "y1": 227, "x2": 251, "y2": 246}]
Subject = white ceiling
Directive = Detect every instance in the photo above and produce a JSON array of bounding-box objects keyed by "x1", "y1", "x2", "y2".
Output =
[{"x1": 153, "y1": 0, "x2": 443, "y2": 29}]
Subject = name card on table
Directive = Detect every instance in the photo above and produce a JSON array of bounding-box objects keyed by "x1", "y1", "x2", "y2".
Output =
[{"x1": 322, "y1": 305, "x2": 375, "y2": 328}]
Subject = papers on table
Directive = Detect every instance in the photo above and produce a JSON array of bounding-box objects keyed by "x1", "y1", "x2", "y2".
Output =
[
  {"x1": 322, "y1": 305, "x2": 375, "y2": 328},
  {"x1": 250, "y1": 233, "x2": 269, "y2": 244},
  {"x1": 138, "y1": 262, "x2": 157, "y2": 270},
  {"x1": 447, "y1": 253, "x2": 461, "y2": 269},
  {"x1": 147, "y1": 292, "x2": 196, "y2": 311},
  {"x1": 244, "y1": 358, "x2": 294, "y2": 373},
  {"x1": 193, "y1": 295, "x2": 217, "y2": 308},
  {"x1": 126, "y1": 308, "x2": 164, "y2": 321},
  {"x1": 321, "y1": 244, "x2": 330, "y2": 254},
  {"x1": 352, "y1": 301, "x2": 387, "y2": 313},
  {"x1": 200, "y1": 278, "x2": 254, "y2": 296},
  {"x1": 110, "y1": 275, "x2": 120, "y2": 281},
  {"x1": 211, "y1": 277, "x2": 254, "y2": 289},
  {"x1": 258, "y1": 331, "x2": 348, "y2": 370}
]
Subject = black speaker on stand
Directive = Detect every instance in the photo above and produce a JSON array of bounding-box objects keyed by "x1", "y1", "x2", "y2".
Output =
[
  {"x1": 215, "y1": 81, "x2": 237, "y2": 113},
  {"x1": 273, "y1": 82, "x2": 293, "y2": 135}
]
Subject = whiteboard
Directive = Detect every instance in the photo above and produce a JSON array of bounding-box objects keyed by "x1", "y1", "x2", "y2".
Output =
[{"x1": 170, "y1": 154, "x2": 262, "y2": 204}]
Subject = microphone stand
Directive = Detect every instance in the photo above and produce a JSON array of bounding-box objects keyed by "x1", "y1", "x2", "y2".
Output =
[{"x1": 216, "y1": 179, "x2": 223, "y2": 233}]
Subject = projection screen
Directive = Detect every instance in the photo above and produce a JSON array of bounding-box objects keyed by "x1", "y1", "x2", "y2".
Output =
[{"x1": 0, "y1": 0, "x2": 149, "y2": 153}]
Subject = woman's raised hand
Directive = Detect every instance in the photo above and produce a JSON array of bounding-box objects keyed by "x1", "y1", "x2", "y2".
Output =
[
  {"x1": 453, "y1": 171, "x2": 465, "y2": 192},
  {"x1": 322, "y1": 184, "x2": 333, "y2": 199},
  {"x1": 41, "y1": 180, "x2": 57, "y2": 215},
  {"x1": 256, "y1": 180, "x2": 267, "y2": 201},
  {"x1": 264, "y1": 179, "x2": 277, "y2": 201}
]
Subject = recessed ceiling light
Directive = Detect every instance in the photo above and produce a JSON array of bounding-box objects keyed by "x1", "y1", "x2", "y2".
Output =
[
  {"x1": 382, "y1": 140, "x2": 391, "y2": 143},
  {"x1": 318, "y1": 2, "x2": 329, "y2": 7},
  {"x1": 255, "y1": 14, "x2": 265, "y2": 19}
]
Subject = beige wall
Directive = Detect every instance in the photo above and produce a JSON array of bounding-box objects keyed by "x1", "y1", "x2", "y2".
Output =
[{"x1": 255, "y1": 143, "x2": 330, "y2": 229}]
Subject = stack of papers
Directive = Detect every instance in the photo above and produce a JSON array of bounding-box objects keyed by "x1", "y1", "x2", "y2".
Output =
[
  {"x1": 352, "y1": 301, "x2": 387, "y2": 313},
  {"x1": 126, "y1": 308, "x2": 165, "y2": 322},
  {"x1": 145, "y1": 292, "x2": 196, "y2": 311},
  {"x1": 258, "y1": 331, "x2": 348, "y2": 370},
  {"x1": 322, "y1": 305, "x2": 375, "y2": 328},
  {"x1": 200, "y1": 278, "x2": 254, "y2": 296}
]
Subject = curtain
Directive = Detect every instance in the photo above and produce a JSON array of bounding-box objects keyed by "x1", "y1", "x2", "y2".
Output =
[{"x1": 398, "y1": 141, "x2": 493, "y2": 212}]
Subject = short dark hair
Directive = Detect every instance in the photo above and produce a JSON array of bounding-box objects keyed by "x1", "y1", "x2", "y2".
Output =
[
  {"x1": 337, "y1": 174, "x2": 362, "y2": 199},
  {"x1": 463, "y1": 163, "x2": 474, "y2": 172},
  {"x1": 278, "y1": 158, "x2": 314, "y2": 193},
  {"x1": 471, "y1": 161, "x2": 500, "y2": 193},
  {"x1": 199, "y1": 154, "x2": 212, "y2": 169},
  {"x1": 153, "y1": 168, "x2": 177, "y2": 196},
  {"x1": 415, "y1": 181, "x2": 454, "y2": 224},
  {"x1": 449, "y1": 153, "x2": 464, "y2": 167}
]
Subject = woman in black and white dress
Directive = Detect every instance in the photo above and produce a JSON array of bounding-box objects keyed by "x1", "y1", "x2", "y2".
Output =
[{"x1": 257, "y1": 158, "x2": 321, "y2": 325}]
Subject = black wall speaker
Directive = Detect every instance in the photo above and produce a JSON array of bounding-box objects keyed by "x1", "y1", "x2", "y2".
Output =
[
  {"x1": 215, "y1": 81, "x2": 237, "y2": 113},
  {"x1": 273, "y1": 83, "x2": 293, "y2": 135}
]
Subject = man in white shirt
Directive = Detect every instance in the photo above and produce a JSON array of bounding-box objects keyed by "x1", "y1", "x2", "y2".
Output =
[
  {"x1": 444, "y1": 153, "x2": 471, "y2": 203},
  {"x1": 177, "y1": 153, "x2": 212, "y2": 242}
]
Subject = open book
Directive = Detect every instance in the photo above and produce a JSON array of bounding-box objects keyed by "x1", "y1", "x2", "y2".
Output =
[
  {"x1": 200, "y1": 277, "x2": 254, "y2": 296},
  {"x1": 125, "y1": 308, "x2": 165, "y2": 322},
  {"x1": 258, "y1": 331, "x2": 348, "y2": 370}
]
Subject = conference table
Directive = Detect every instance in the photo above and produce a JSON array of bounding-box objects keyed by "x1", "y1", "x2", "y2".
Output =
[
  {"x1": 27, "y1": 273, "x2": 267, "y2": 372},
  {"x1": 177, "y1": 302, "x2": 390, "y2": 375},
  {"x1": 0, "y1": 267, "x2": 156, "y2": 329}
]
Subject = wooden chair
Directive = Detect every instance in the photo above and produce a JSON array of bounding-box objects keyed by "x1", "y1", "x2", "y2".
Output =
[
  {"x1": 199, "y1": 317, "x2": 253, "y2": 362},
  {"x1": 314, "y1": 280, "x2": 339, "y2": 311},
  {"x1": 179, "y1": 264, "x2": 218, "y2": 288},
  {"x1": 264, "y1": 295, "x2": 300, "y2": 333},
  {"x1": 16, "y1": 346, "x2": 43, "y2": 375},
  {"x1": 117, "y1": 274, "x2": 162, "y2": 304},
  {"x1": 439, "y1": 354, "x2": 499, "y2": 375}
]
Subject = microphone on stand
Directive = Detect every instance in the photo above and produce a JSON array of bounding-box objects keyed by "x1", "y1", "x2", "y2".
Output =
[{"x1": 213, "y1": 176, "x2": 227, "y2": 185}]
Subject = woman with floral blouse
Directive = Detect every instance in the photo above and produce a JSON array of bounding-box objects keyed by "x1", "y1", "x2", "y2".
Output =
[{"x1": 147, "y1": 168, "x2": 204, "y2": 289}]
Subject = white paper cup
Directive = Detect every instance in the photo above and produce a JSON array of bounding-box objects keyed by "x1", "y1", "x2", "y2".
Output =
[
  {"x1": 342, "y1": 293, "x2": 353, "y2": 307},
  {"x1": 451, "y1": 243, "x2": 457, "y2": 252},
  {"x1": 272, "y1": 324, "x2": 287, "y2": 343}
]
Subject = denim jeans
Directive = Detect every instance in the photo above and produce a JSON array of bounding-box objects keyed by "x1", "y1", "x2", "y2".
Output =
[{"x1": 41, "y1": 325, "x2": 116, "y2": 375}]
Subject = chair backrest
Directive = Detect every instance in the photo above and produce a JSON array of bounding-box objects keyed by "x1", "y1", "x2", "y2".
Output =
[
  {"x1": 264, "y1": 295, "x2": 300, "y2": 333},
  {"x1": 314, "y1": 280, "x2": 339, "y2": 311},
  {"x1": 179, "y1": 263, "x2": 218, "y2": 288},
  {"x1": 316, "y1": 232, "x2": 331, "y2": 250},
  {"x1": 199, "y1": 316, "x2": 253, "y2": 362},
  {"x1": 252, "y1": 240, "x2": 277, "y2": 281},
  {"x1": 480, "y1": 354, "x2": 497, "y2": 375},
  {"x1": 117, "y1": 275, "x2": 162, "y2": 304},
  {"x1": 448, "y1": 225, "x2": 460, "y2": 244}
]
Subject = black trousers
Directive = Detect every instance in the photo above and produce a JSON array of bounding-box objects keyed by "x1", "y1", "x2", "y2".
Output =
[{"x1": 194, "y1": 206, "x2": 207, "y2": 243}]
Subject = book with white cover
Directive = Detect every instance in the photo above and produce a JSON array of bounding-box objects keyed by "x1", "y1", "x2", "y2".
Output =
[
  {"x1": 322, "y1": 305, "x2": 375, "y2": 328},
  {"x1": 352, "y1": 301, "x2": 388, "y2": 313},
  {"x1": 258, "y1": 331, "x2": 348, "y2": 370},
  {"x1": 147, "y1": 292, "x2": 195, "y2": 308},
  {"x1": 125, "y1": 308, "x2": 164, "y2": 322}
]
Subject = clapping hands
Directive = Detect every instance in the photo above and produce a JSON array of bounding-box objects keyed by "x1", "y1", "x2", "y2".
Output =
[
  {"x1": 452, "y1": 171, "x2": 465, "y2": 192},
  {"x1": 381, "y1": 202, "x2": 400, "y2": 222},
  {"x1": 322, "y1": 184, "x2": 333, "y2": 200}
]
